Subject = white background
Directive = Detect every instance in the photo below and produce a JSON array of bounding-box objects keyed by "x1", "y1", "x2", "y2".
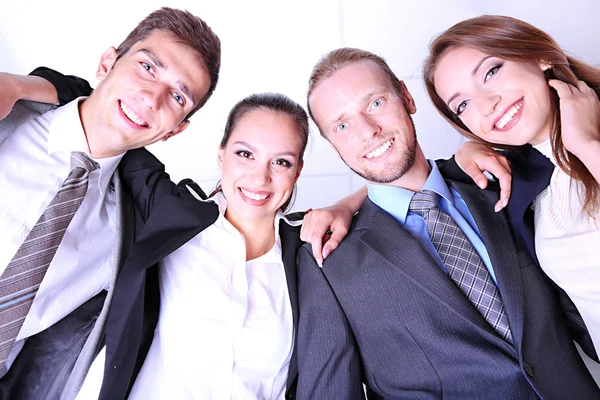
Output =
[
  {"x1": 1, "y1": 0, "x2": 599, "y2": 211},
  {"x1": 2, "y1": 0, "x2": 600, "y2": 386}
]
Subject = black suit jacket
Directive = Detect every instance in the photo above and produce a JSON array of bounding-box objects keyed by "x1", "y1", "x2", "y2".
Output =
[{"x1": 296, "y1": 179, "x2": 600, "y2": 399}]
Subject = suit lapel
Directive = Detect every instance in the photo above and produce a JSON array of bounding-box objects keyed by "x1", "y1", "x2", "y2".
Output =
[
  {"x1": 356, "y1": 199, "x2": 497, "y2": 337},
  {"x1": 279, "y1": 221, "x2": 302, "y2": 394},
  {"x1": 449, "y1": 181, "x2": 525, "y2": 348}
]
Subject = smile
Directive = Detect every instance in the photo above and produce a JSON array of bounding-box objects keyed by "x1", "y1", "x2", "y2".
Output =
[
  {"x1": 239, "y1": 188, "x2": 271, "y2": 201},
  {"x1": 365, "y1": 138, "x2": 394, "y2": 159},
  {"x1": 119, "y1": 100, "x2": 149, "y2": 127},
  {"x1": 494, "y1": 99, "x2": 523, "y2": 130}
]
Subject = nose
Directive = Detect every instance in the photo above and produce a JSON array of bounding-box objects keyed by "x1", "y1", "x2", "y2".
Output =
[
  {"x1": 249, "y1": 163, "x2": 270, "y2": 187},
  {"x1": 358, "y1": 113, "x2": 381, "y2": 140},
  {"x1": 140, "y1": 83, "x2": 167, "y2": 110},
  {"x1": 475, "y1": 92, "x2": 501, "y2": 117}
]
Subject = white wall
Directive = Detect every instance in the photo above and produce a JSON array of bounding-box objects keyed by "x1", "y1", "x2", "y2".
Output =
[
  {"x1": 1, "y1": 0, "x2": 599, "y2": 212},
  {"x1": 2, "y1": 0, "x2": 600, "y2": 383}
]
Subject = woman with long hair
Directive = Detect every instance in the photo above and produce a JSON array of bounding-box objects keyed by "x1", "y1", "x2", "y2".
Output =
[{"x1": 423, "y1": 15, "x2": 600, "y2": 353}]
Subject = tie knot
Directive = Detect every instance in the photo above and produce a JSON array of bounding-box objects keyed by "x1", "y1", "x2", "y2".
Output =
[
  {"x1": 71, "y1": 152, "x2": 100, "y2": 173},
  {"x1": 409, "y1": 190, "x2": 438, "y2": 215}
]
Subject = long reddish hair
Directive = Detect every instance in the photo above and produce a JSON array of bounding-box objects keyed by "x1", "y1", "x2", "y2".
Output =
[{"x1": 423, "y1": 15, "x2": 600, "y2": 214}]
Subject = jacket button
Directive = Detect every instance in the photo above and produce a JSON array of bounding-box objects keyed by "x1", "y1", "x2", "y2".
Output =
[{"x1": 523, "y1": 362, "x2": 534, "y2": 377}]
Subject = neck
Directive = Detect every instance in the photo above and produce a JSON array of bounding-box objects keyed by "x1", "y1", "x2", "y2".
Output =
[
  {"x1": 225, "y1": 210, "x2": 277, "y2": 261},
  {"x1": 79, "y1": 97, "x2": 122, "y2": 159},
  {"x1": 387, "y1": 145, "x2": 431, "y2": 192}
]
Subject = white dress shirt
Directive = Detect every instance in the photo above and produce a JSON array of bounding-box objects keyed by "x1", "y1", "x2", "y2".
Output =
[
  {"x1": 533, "y1": 139, "x2": 600, "y2": 352},
  {"x1": 129, "y1": 192, "x2": 295, "y2": 400},
  {"x1": 0, "y1": 98, "x2": 123, "y2": 371}
]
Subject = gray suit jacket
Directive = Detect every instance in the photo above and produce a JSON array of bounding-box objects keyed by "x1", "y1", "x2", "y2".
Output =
[
  {"x1": 0, "y1": 101, "x2": 134, "y2": 400},
  {"x1": 297, "y1": 180, "x2": 600, "y2": 399}
]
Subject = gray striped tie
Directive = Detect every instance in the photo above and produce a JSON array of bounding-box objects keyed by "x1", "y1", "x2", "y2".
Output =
[
  {"x1": 0, "y1": 152, "x2": 99, "y2": 373},
  {"x1": 409, "y1": 190, "x2": 513, "y2": 344}
]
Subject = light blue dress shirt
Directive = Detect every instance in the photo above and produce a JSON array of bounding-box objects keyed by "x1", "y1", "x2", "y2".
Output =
[{"x1": 367, "y1": 161, "x2": 497, "y2": 284}]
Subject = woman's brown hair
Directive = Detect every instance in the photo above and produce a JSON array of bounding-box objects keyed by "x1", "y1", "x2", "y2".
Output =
[{"x1": 423, "y1": 15, "x2": 600, "y2": 214}]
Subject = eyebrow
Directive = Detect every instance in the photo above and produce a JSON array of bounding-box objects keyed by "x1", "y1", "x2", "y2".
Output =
[
  {"x1": 445, "y1": 55, "x2": 493, "y2": 107},
  {"x1": 232, "y1": 141, "x2": 298, "y2": 158},
  {"x1": 138, "y1": 48, "x2": 197, "y2": 106}
]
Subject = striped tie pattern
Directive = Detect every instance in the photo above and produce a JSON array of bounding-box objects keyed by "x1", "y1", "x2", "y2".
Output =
[
  {"x1": 0, "y1": 152, "x2": 99, "y2": 373},
  {"x1": 409, "y1": 190, "x2": 513, "y2": 344}
]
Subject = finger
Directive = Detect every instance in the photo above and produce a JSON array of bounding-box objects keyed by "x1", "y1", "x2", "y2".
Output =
[
  {"x1": 548, "y1": 79, "x2": 575, "y2": 98},
  {"x1": 495, "y1": 171, "x2": 512, "y2": 212},
  {"x1": 309, "y1": 233, "x2": 325, "y2": 267},
  {"x1": 322, "y1": 227, "x2": 347, "y2": 259},
  {"x1": 576, "y1": 80, "x2": 593, "y2": 94},
  {"x1": 462, "y1": 162, "x2": 489, "y2": 189}
]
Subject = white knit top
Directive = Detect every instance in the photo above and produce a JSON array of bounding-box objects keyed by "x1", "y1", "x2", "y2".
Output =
[{"x1": 532, "y1": 139, "x2": 600, "y2": 353}]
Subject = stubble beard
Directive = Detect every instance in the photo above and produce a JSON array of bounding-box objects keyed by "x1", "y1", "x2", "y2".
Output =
[{"x1": 345, "y1": 118, "x2": 417, "y2": 184}]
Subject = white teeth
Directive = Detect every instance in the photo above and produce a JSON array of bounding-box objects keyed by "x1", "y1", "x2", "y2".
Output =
[
  {"x1": 366, "y1": 139, "x2": 394, "y2": 159},
  {"x1": 495, "y1": 102, "x2": 522, "y2": 129},
  {"x1": 120, "y1": 102, "x2": 146, "y2": 126},
  {"x1": 240, "y1": 188, "x2": 269, "y2": 201}
]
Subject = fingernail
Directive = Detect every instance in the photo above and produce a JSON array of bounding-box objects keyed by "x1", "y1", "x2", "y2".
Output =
[
  {"x1": 494, "y1": 203, "x2": 503, "y2": 212},
  {"x1": 477, "y1": 179, "x2": 486, "y2": 188},
  {"x1": 323, "y1": 248, "x2": 331, "y2": 259},
  {"x1": 317, "y1": 259, "x2": 324, "y2": 268}
]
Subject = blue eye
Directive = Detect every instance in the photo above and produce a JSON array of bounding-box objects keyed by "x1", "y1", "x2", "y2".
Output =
[
  {"x1": 336, "y1": 123, "x2": 347, "y2": 132},
  {"x1": 484, "y1": 65, "x2": 501, "y2": 82},
  {"x1": 141, "y1": 62, "x2": 153, "y2": 73},
  {"x1": 456, "y1": 100, "x2": 468, "y2": 115},
  {"x1": 173, "y1": 92, "x2": 184, "y2": 105},
  {"x1": 373, "y1": 99, "x2": 382, "y2": 108}
]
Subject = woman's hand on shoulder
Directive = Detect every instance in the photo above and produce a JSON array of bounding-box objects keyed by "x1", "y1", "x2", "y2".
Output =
[
  {"x1": 300, "y1": 204, "x2": 353, "y2": 267},
  {"x1": 455, "y1": 141, "x2": 512, "y2": 211},
  {"x1": 550, "y1": 79, "x2": 600, "y2": 160}
]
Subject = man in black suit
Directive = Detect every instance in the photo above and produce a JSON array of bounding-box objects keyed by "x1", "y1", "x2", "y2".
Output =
[
  {"x1": 0, "y1": 8, "x2": 221, "y2": 400},
  {"x1": 296, "y1": 47, "x2": 600, "y2": 399}
]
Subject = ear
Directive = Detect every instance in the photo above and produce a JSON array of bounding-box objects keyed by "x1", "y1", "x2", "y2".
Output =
[
  {"x1": 97, "y1": 47, "x2": 118, "y2": 80},
  {"x1": 161, "y1": 120, "x2": 190, "y2": 142},
  {"x1": 217, "y1": 146, "x2": 225, "y2": 168},
  {"x1": 539, "y1": 60, "x2": 552, "y2": 71},
  {"x1": 399, "y1": 80, "x2": 417, "y2": 114}
]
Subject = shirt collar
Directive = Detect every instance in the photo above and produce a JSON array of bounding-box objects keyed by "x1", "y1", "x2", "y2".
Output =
[
  {"x1": 203, "y1": 191, "x2": 285, "y2": 262},
  {"x1": 46, "y1": 97, "x2": 124, "y2": 195},
  {"x1": 367, "y1": 160, "x2": 454, "y2": 223}
]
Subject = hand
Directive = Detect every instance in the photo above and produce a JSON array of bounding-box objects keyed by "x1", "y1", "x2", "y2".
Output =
[
  {"x1": 300, "y1": 204, "x2": 354, "y2": 266},
  {"x1": 0, "y1": 72, "x2": 24, "y2": 120},
  {"x1": 455, "y1": 141, "x2": 512, "y2": 211},
  {"x1": 549, "y1": 79, "x2": 600, "y2": 159}
]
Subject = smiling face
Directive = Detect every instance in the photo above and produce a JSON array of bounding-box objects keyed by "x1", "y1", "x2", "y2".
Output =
[
  {"x1": 80, "y1": 29, "x2": 212, "y2": 158},
  {"x1": 217, "y1": 108, "x2": 304, "y2": 225},
  {"x1": 433, "y1": 46, "x2": 552, "y2": 146},
  {"x1": 309, "y1": 60, "x2": 418, "y2": 185}
]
